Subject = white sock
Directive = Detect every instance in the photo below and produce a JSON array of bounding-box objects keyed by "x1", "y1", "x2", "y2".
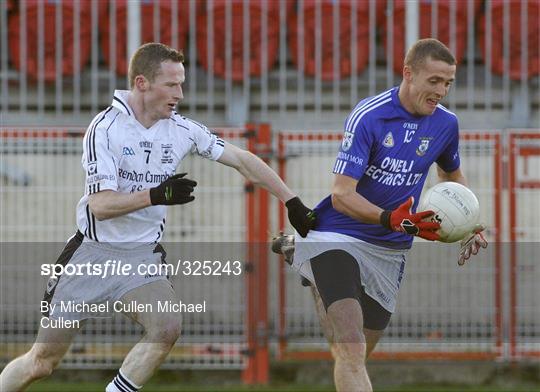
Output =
[{"x1": 105, "y1": 369, "x2": 141, "y2": 392}]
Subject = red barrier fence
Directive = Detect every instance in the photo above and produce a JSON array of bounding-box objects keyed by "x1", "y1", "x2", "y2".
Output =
[{"x1": 0, "y1": 126, "x2": 538, "y2": 384}]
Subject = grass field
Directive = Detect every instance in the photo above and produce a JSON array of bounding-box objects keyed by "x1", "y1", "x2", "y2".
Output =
[
  {"x1": 19, "y1": 360, "x2": 540, "y2": 392},
  {"x1": 26, "y1": 382, "x2": 540, "y2": 392}
]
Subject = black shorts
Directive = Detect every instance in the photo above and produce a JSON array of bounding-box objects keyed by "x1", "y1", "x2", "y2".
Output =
[{"x1": 310, "y1": 249, "x2": 392, "y2": 331}]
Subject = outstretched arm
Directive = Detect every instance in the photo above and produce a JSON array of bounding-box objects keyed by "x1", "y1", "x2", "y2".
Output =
[
  {"x1": 217, "y1": 141, "x2": 315, "y2": 237},
  {"x1": 217, "y1": 142, "x2": 295, "y2": 202}
]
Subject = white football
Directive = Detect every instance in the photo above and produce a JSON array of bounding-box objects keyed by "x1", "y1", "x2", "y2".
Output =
[{"x1": 418, "y1": 182, "x2": 480, "y2": 243}]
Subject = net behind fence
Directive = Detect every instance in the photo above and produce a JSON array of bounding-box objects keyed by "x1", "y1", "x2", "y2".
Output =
[
  {"x1": 1, "y1": 127, "x2": 539, "y2": 373},
  {"x1": 0, "y1": 127, "x2": 250, "y2": 369},
  {"x1": 276, "y1": 130, "x2": 509, "y2": 359}
]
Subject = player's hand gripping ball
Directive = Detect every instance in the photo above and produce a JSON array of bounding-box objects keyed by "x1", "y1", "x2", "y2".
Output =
[
  {"x1": 418, "y1": 182, "x2": 481, "y2": 243},
  {"x1": 150, "y1": 173, "x2": 197, "y2": 206},
  {"x1": 380, "y1": 196, "x2": 441, "y2": 241},
  {"x1": 285, "y1": 197, "x2": 317, "y2": 238}
]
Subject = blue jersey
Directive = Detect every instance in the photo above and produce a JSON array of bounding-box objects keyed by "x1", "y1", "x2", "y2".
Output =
[{"x1": 314, "y1": 87, "x2": 461, "y2": 249}]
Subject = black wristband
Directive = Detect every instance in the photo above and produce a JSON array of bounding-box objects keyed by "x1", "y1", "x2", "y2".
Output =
[
  {"x1": 380, "y1": 210, "x2": 392, "y2": 229},
  {"x1": 149, "y1": 187, "x2": 160, "y2": 205},
  {"x1": 285, "y1": 196, "x2": 302, "y2": 209}
]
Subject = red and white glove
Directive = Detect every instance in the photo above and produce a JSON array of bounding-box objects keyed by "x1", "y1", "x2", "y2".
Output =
[
  {"x1": 458, "y1": 224, "x2": 488, "y2": 266},
  {"x1": 380, "y1": 196, "x2": 441, "y2": 241}
]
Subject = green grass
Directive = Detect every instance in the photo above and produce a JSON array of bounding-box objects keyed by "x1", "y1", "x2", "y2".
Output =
[
  {"x1": 27, "y1": 383, "x2": 332, "y2": 392},
  {"x1": 26, "y1": 382, "x2": 540, "y2": 392}
]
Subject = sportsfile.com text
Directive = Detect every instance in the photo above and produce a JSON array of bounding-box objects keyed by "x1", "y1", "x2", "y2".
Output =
[{"x1": 41, "y1": 259, "x2": 243, "y2": 279}]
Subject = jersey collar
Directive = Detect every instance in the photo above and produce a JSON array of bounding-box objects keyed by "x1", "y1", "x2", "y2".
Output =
[{"x1": 111, "y1": 90, "x2": 134, "y2": 117}]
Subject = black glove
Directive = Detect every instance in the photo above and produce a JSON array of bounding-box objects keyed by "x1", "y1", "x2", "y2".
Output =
[
  {"x1": 150, "y1": 173, "x2": 197, "y2": 206},
  {"x1": 285, "y1": 197, "x2": 316, "y2": 238}
]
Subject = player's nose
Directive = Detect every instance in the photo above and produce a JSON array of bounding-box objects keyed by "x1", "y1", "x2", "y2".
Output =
[
  {"x1": 435, "y1": 84, "x2": 447, "y2": 98},
  {"x1": 173, "y1": 85, "x2": 183, "y2": 101}
]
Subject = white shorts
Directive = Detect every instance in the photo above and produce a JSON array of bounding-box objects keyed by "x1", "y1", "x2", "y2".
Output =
[
  {"x1": 293, "y1": 230, "x2": 409, "y2": 313},
  {"x1": 44, "y1": 236, "x2": 168, "y2": 321}
]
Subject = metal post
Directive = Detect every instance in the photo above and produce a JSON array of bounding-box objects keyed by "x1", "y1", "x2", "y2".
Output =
[
  {"x1": 127, "y1": 0, "x2": 141, "y2": 86},
  {"x1": 243, "y1": 124, "x2": 270, "y2": 384},
  {"x1": 90, "y1": 0, "x2": 99, "y2": 114},
  {"x1": 279, "y1": 0, "x2": 287, "y2": 115},
  {"x1": 0, "y1": 0, "x2": 9, "y2": 114},
  {"x1": 188, "y1": 0, "x2": 197, "y2": 115},
  {"x1": 261, "y1": 0, "x2": 269, "y2": 121},
  {"x1": 350, "y1": 0, "x2": 358, "y2": 104},
  {"x1": 405, "y1": 0, "x2": 419, "y2": 54},
  {"x1": 508, "y1": 133, "x2": 517, "y2": 359},
  {"x1": 368, "y1": 0, "x2": 376, "y2": 97},
  {"x1": 73, "y1": 0, "x2": 81, "y2": 115},
  {"x1": 510, "y1": 0, "x2": 531, "y2": 127},
  {"x1": 55, "y1": 1, "x2": 62, "y2": 116},
  {"x1": 297, "y1": 0, "x2": 305, "y2": 122},
  {"x1": 206, "y1": 1, "x2": 214, "y2": 119},
  {"x1": 386, "y1": 1, "x2": 394, "y2": 88},
  {"x1": 332, "y1": 1, "x2": 339, "y2": 110},
  {"x1": 467, "y1": 0, "x2": 475, "y2": 111},
  {"x1": 37, "y1": 0, "x2": 44, "y2": 115},
  {"x1": 314, "y1": 0, "x2": 321, "y2": 119},
  {"x1": 277, "y1": 132, "x2": 287, "y2": 360},
  {"x1": 493, "y1": 133, "x2": 503, "y2": 359}
]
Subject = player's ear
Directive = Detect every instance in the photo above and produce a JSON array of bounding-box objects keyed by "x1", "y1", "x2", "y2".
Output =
[
  {"x1": 403, "y1": 65, "x2": 413, "y2": 82},
  {"x1": 133, "y1": 75, "x2": 149, "y2": 91}
]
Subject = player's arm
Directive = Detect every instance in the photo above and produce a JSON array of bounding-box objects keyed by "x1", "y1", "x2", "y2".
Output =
[
  {"x1": 331, "y1": 174, "x2": 384, "y2": 224},
  {"x1": 218, "y1": 141, "x2": 295, "y2": 202},
  {"x1": 437, "y1": 165, "x2": 467, "y2": 186},
  {"x1": 89, "y1": 173, "x2": 196, "y2": 221},
  {"x1": 217, "y1": 141, "x2": 315, "y2": 236},
  {"x1": 331, "y1": 173, "x2": 440, "y2": 240},
  {"x1": 88, "y1": 190, "x2": 151, "y2": 221}
]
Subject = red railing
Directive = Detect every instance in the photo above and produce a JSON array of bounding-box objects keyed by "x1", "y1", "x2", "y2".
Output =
[
  {"x1": 508, "y1": 131, "x2": 540, "y2": 360},
  {"x1": 276, "y1": 130, "x2": 505, "y2": 362},
  {"x1": 1, "y1": 126, "x2": 538, "y2": 381}
]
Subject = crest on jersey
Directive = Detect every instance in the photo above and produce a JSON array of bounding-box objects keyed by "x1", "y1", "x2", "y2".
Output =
[
  {"x1": 416, "y1": 138, "x2": 431, "y2": 156},
  {"x1": 342, "y1": 131, "x2": 354, "y2": 151},
  {"x1": 87, "y1": 161, "x2": 97, "y2": 176},
  {"x1": 383, "y1": 132, "x2": 394, "y2": 148},
  {"x1": 161, "y1": 144, "x2": 173, "y2": 164}
]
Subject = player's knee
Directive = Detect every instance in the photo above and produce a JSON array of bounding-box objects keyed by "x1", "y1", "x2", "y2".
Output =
[
  {"x1": 329, "y1": 343, "x2": 339, "y2": 360},
  {"x1": 333, "y1": 328, "x2": 367, "y2": 365},
  {"x1": 332, "y1": 318, "x2": 364, "y2": 344},
  {"x1": 334, "y1": 342, "x2": 367, "y2": 368},
  {"x1": 338, "y1": 328, "x2": 363, "y2": 343},
  {"x1": 28, "y1": 351, "x2": 57, "y2": 380},
  {"x1": 146, "y1": 315, "x2": 182, "y2": 345}
]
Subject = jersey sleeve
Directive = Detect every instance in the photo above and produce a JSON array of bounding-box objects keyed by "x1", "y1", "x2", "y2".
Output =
[
  {"x1": 333, "y1": 116, "x2": 375, "y2": 180},
  {"x1": 186, "y1": 118, "x2": 225, "y2": 161},
  {"x1": 82, "y1": 117, "x2": 118, "y2": 196},
  {"x1": 436, "y1": 116, "x2": 461, "y2": 173}
]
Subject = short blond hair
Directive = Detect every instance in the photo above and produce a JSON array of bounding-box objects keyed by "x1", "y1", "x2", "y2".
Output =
[
  {"x1": 404, "y1": 38, "x2": 456, "y2": 71},
  {"x1": 128, "y1": 43, "x2": 184, "y2": 89}
]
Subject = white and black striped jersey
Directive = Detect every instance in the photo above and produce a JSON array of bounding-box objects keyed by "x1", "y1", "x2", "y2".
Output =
[{"x1": 76, "y1": 90, "x2": 225, "y2": 243}]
